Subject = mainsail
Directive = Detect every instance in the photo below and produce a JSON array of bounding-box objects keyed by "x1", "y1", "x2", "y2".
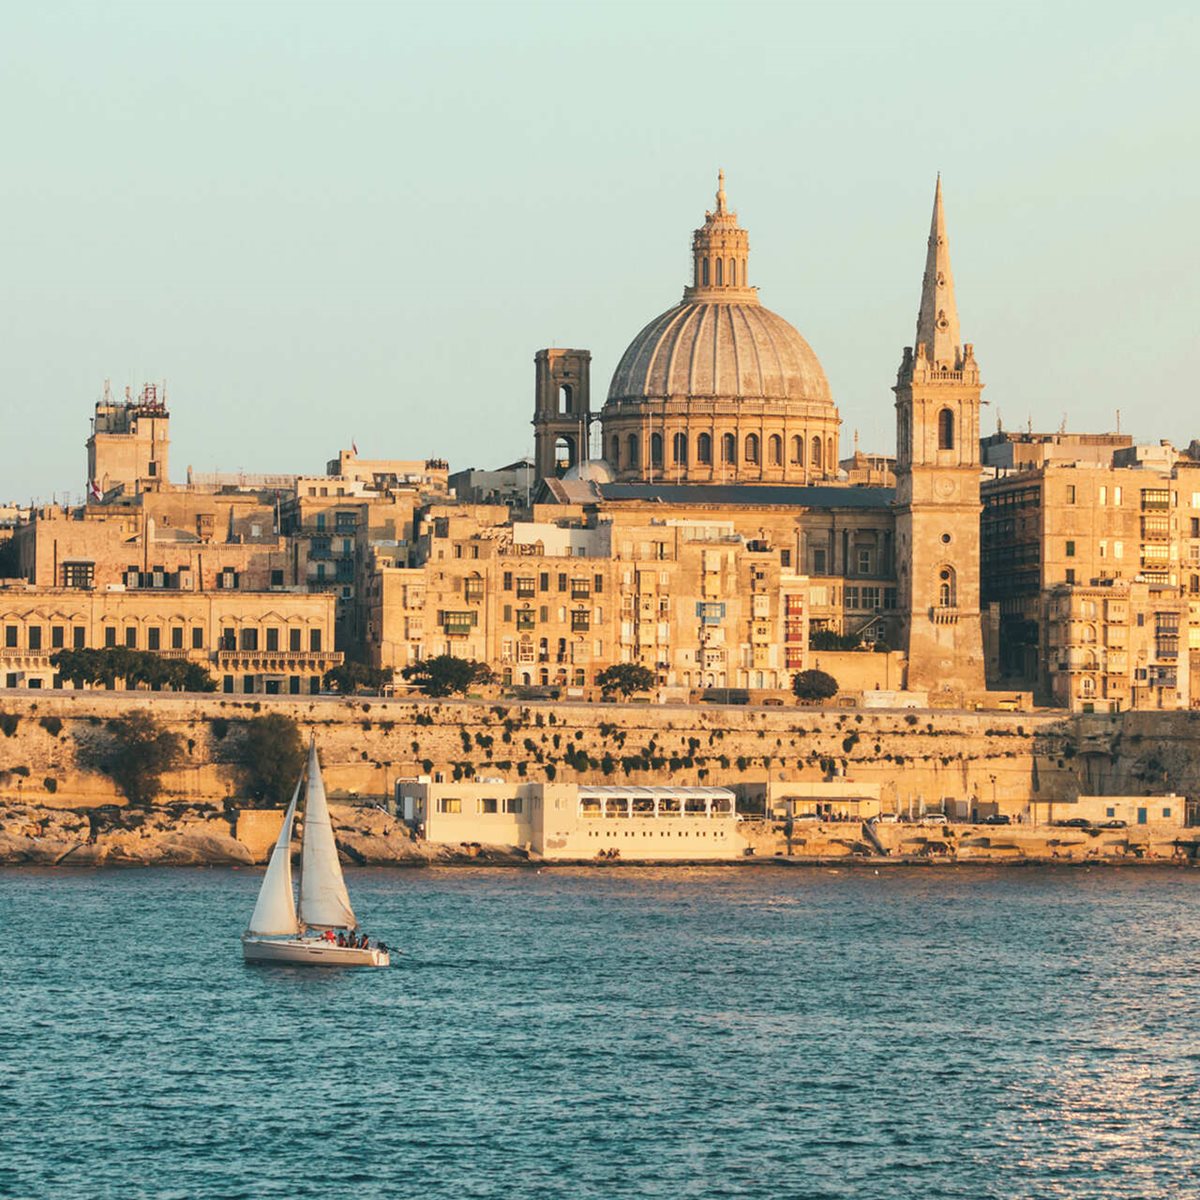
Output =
[
  {"x1": 246, "y1": 775, "x2": 302, "y2": 936},
  {"x1": 297, "y1": 740, "x2": 357, "y2": 930}
]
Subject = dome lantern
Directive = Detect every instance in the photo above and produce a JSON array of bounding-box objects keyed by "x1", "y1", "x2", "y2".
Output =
[{"x1": 684, "y1": 169, "x2": 755, "y2": 302}]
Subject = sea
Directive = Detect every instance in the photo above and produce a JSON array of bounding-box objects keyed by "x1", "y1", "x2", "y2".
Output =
[{"x1": 3, "y1": 864, "x2": 1198, "y2": 1199}]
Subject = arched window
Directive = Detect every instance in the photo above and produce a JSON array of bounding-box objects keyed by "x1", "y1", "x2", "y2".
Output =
[
  {"x1": 745, "y1": 433, "x2": 760, "y2": 465},
  {"x1": 1081, "y1": 676, "x2": 1095, "y2": 696},
  {"x1": 558, "y1": 384, "x2": 572, "y2": 415},
  {"x1": 937, "y1": 565, "x2": 957, "y2": 608},
  {"x1": 650, "y1": 432, "x2": 663, "y2": 467},
  {"x1": 729, "y1": 258, "x2": 737, "y2": 286},
  {"x1": 811, "y1": 436, "x2": 823, "y2": 469},
  {"x1": 672, "y1": 432, "x2": 688, "y2": 465},
  {"x1": 938, "y1": 408, "x2": 955, "y2": 450},
  {"x1": 1081, "y1": 624, "x2": 1097, "y2": 644},
  {"x1": 715, "y1": 258, "x2": 723, "y2": 286},
  {"x1": 791, "y1": 435, "x2": 804, "y2": 466},
  {"x1": 554, "y1": 435, "x2": 575, "y2": 476},
  {"x1": 702, "y1": 258, "x2": 710, "y2": 286},
  {"x1": 697, "y1": 433, "x2": 712, "y2": 464},
  {"x1": 610, "y1": 435, "x2": 620, "y2": 468},
  {"x1": 627, "y1": 433, "x2": 640, "y2": 468},
  {"x1": 722, "y1": 433, "x2": 737, "y2": 464},
  {"x1": 768, "y1": 434, "x2": 782, "y2": 466}
]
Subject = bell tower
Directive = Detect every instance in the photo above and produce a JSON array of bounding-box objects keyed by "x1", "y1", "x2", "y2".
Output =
[
  {"x1": 533, "y1": 348, "x2": 591, "y2": 479},
  {"x1": 894, "y1": 178, "x2": 985, "y2": 695}
]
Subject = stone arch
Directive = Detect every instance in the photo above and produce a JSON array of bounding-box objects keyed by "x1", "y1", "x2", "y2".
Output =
[{"x1": 937, "y1": 564, "x2": 957, "y2": 607}]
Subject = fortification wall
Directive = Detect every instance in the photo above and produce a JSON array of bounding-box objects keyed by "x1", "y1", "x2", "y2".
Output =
[{"x1": 0, "y1": 691, "x2": 1194, "y2": 811}]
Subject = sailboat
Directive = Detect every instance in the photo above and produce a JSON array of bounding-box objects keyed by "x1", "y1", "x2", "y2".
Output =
[{"x1": 242, "y1": 740, "x2": 390, "y2": 967}]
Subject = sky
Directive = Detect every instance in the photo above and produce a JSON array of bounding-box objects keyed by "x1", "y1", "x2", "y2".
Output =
[{"x1": 2, "y1": 0, "x2": 1197, "y2": 501}]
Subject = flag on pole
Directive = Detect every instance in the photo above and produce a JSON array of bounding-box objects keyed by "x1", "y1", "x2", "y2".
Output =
[
  {"x1": 88, "y1": 479, "x2": 102, "y2": 502},
  {"x1": 351, "y1": 440, "x2": 359, "y2": 456}
]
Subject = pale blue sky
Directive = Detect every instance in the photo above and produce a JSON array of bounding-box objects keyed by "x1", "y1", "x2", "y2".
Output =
[{"x1": 2, "y1": 0, "x2": 1197, "y2": 500}]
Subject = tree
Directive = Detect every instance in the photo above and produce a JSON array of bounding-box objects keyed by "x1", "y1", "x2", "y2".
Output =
[
  {"x1": 401, "y1": 655, "x2": 493, "y2": 698},
  {"x1": 322, "y1": 660, "x2": 391, "y2": 695},
  {"x1": 238, "y1": 713, "x2": 305, "y2": 804},
  {"x1": 92, "y1": 710, "x2": 183, "y2": 806},
  {"x1": 809, "y1": 629, "x2": 862, "y2": 651},
  {"x1": 792, "y1": 669, "x2": 839, "y2": 703},
  {"x1": 595, "y1": 663, "x2": 656, "y2": 697},
  {"x1": 50, "y1": 648, "x2": 216, "y2": 692}
]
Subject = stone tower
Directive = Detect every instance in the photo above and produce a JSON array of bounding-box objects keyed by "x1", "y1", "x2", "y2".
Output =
[
  {"x1": 893, "y1": 178, "x2": 985, "y2": 694},
  {"x1": 533, "y1": 348, "x2": 592, "y2": 479}
]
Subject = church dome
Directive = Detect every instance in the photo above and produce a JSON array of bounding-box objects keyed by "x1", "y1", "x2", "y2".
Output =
[
  {"x1": 561, "y1": 457, "x2": 615, "y2": 484},
  {"x1": 607, "y1": 300, "x2": 832, "y2": 406}
]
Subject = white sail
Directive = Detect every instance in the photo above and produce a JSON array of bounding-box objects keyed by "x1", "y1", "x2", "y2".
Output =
[
  {"x1": 298, "y1": 741, "x2": 357, "y2": 930},
  {"x1": 246, "y1": 776, "x2": 302, "y2": 936}
]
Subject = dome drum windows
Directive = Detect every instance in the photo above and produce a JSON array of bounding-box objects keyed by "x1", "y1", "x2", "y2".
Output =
[
  {"x1": 650, "y1": 433, "x2": 663, "y2": 468},
  {"x1": 768, "y1": 434, "x2": 782, "y2": 466},
  {"x1": 744, "y1": 434, "x2": 760, "y2": 465},
  {"x1": 722, "y1": 433, "x2": 737, "y2": 465},
  {"x1": 697, "y1": 433, "x2": 713, "y2": 465},
  {"x1": 672, "y1": 432, "x2": 688, "y2": 466},
  {"x1": 790, "y1": 435, "x2": 804, "y2": 466}
]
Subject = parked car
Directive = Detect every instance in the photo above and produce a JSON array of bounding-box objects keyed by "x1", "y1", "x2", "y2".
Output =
[
  {"x1": 921, "y1": 813, "x2": 949, "y2": 825},
  {"x1": 793, "y1": 812, "x2": 825, "y2": 823},
  {"x1": 1098, "y1": 818, "x2": 1128, "y2": 829},
  {"x1": 981, "y1": 813, "x2": 1011, "y2": 825},
  {"x1": 1055, "y1": 817, "x2": 1092, "y2": 828},
  {"x1": 871, "y1": 813, "x2": 900, "y2": 825}
]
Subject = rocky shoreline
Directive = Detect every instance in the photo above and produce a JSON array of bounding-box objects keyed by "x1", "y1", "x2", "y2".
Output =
[{"x1": 2, "y1": 800, "x2": 1199, "y2": 869}]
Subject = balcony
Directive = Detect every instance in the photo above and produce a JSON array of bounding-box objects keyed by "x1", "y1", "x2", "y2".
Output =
[
  {"x1": 930, "y1": 606, "x2": 960, "y2": 625},
  {"x1": 216, "y1": 649, "x2": 343, "y2": 670}
]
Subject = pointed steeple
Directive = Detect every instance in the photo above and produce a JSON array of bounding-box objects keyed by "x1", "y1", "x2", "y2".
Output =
[
  {"x1": 715, "y1": 168, "x2": 728, "y2": 215},
  {"x1": 914, "y1": 175, "x2": 962, "y2": 370}
]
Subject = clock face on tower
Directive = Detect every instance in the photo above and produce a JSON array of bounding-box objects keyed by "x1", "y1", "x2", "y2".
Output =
[{"x1": 935, "y1": 477, "x2": 957, "y2": 498}]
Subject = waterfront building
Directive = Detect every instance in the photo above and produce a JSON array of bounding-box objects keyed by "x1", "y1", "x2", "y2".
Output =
[
  {"x1": 0, "y1": 581, "x2": 340, "y2": 693},
  {"x1": 397, "y1": 778, "x2": 742, "y2": 861}
]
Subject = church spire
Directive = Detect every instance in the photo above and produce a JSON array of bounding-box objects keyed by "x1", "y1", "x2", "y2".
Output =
[
  {"x1": 715, "y1": 168, "x2": 727, "y2": 215},
  {"x1": 914, "y1": 175, "x2": 962, "y2": 370}
]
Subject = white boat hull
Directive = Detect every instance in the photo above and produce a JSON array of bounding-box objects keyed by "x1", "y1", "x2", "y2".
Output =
[{"x1": 242, "y1": 936, "x2": 390, "y2": 968}]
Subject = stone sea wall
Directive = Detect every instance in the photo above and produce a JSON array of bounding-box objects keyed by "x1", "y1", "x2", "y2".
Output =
[{"x1": 0, "y1": 691, "x2": 1197, "y2": 812}]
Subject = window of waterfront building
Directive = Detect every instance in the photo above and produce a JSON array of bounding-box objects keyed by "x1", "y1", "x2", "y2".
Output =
[
  {"x1": 780, "y1": 549, "x2": 791, "y2": 567},
  {"x1": 812, "y1": 548, "x2": 827, "y2": 574},
  {"x1": 124, "y1": 627, "x2": 137, "y2": 649},
  {"x1": 697, "y1": 433, "x2": 712, "y2": 465},
  {"x1": 938, "y1": 567, "x2": 956, "y2": 607},
  {"x1": 1066, "y1": 569, "x2": 1076, "y2": 584},
  {"x1": 479, "y1": 798, "x2": 498, "y2": 814},
  {"x1": 193, "y1": 627, "x2": 205, "y2": 650},
  {"x1": 265, "y1": 628, "x2": 279, "y2": 652},
  {"x1": 62, "y1": 561, "x2": 94, "y2": 589},
  {"x1": 862, "y1": 586, "x2": 881, "y2": 609},
  {"x1": 1099, "y1": 486, "x2": 1107, "y2": 505},
  {"x1": 1066, "y1": 485, "x2": 1076, "y2": 504},
  {"x1": 1066, "y1": 541, "x2": 1076, "y2": 557},
  {"x1": 27, "y1": 626, "x2": 41, "y2": 651},
  {"x1": 51, "y1": 626, "x2": 64, "y2": 649},
  {"x1": 1114, "y1": 487, "x2": 1122, "y2": 505},
  {"x1": 438, "y1": 797, "x2": 461, "y2": 814},
  {"x1": 857, "y1": 549, "x2": 872, "y2": 574},
  {"x1": 309, "y1": 630, "x2": 322, "y2": 652},
  {"x1": 504, "y1": 798, "x2": 523, "y2": 814},
  {"x1": 845, "y1": 587, "x2": 860, "y2": 609},
  {"x1": 3, "y1": 625, "x2": 16, "y2": 648},
  {"x1": 938, "y1": 409, "x2": 955, "y2": 450},
  {"x1": 289, "y1": 629, "x2": 302, "y2": 651},
  {"x1": 73, "y1": 627, "x2": 85, "y2": 649},
  {"x1": 271, "y1": 569, "x2": 284, "y2": 587},
  {"x1": 221, "y1": 628, "x2": 236, "y2": 651},
  {"x1": 516, "y1": 577, "x2": 536, "y2": 598},
  {"x1": 1114, "y1": 541, "x2": 1124, "y2": 559},
  {"x1": 171, "y1": 627, "x2": 183, "y2": 650},
  {"x1": 147, "y1": 627, "x2": 160, "y2": 651},
  {"x1": 240, "y1": 629, "x2": 258, "y2": 651}
]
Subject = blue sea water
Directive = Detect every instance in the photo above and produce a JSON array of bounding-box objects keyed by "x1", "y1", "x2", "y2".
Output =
[{"x1": 3, "y1": 864, "x2": 1199, "y2": 1199}]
